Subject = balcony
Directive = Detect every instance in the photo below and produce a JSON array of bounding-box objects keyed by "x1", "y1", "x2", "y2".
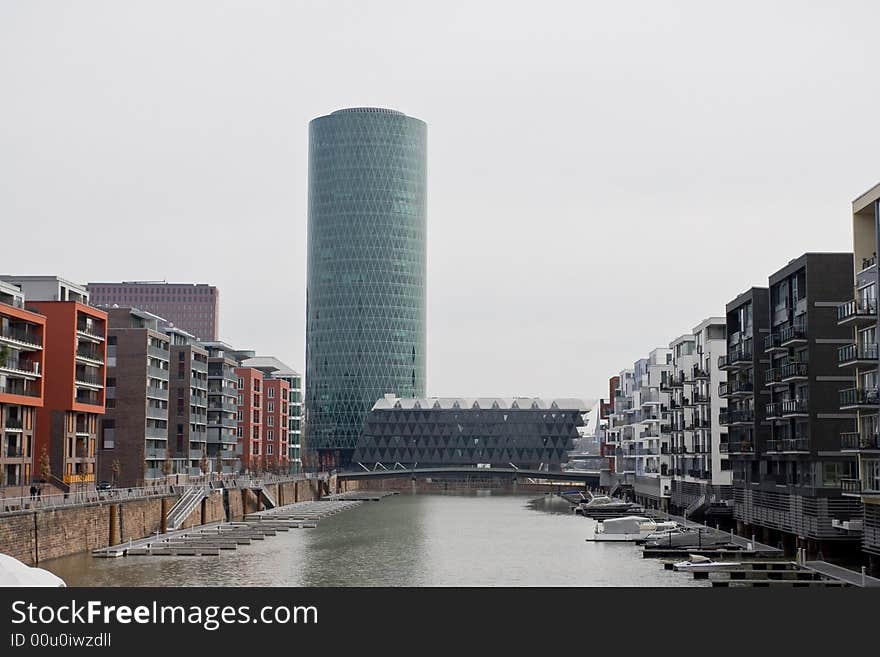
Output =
[
  {"x1": 146, "y1": 406, "x2": 167, "y2": 421},
  {"x1": 146, "y1": 386, "x2": 169, "y2": 400},
  {"x1": 838, "y1": 343, "x2": 878, "y2": 369},
  {"x1": 692, "y1": 392, "x2": 710, "y2": 406},
  {"x1": 840, "y1": 387, "x2": 879, "y2": 410},
  {"x1": 779, "y1": 322, "x2": 808, "y2": 346},
  {"x1": 781, "y1": 399, "x2": 809, "y2": 417},
  {"x1": 780, "y1": 361, "x2": 808, "y2": 382},
  {"x1": 765, "y1": 402, "x2": 782, "y2": 419},
  {"x1": 719, "y1": 409, "x2": 754, "y2": 426},
  {"x1": 841, "y1": 431, "x2": 880, "y2": 451},
  {"x1": 763, "y1": 333, "x2": 785, "y2": 353},
  {"x1": 841, "y1": 478, "x2": 861, "y2": 495},
  {"x1": 74, "y1": 369, "x2": 103, "y2": 388},
  {"x1": 147, "y1": 345, "x2": 169, "y2": 361},
  {"x1": 75, "y1": 320, "x2": 105, "y2": 341},
  {"x1": 145, "y1": 425, "x2": 168, "y2": 439},
  {"x1": 730, "y1": 340, "x2": 753, "y2": 366},
  {"x1": 147, "y1": 366, "x2": 169, "y2": 381},
  {"x1": 838, "y1": 299, "x2": 877, "y2": 327},
  {"x1": 780, "y1": 438, "x2": 810, "y2": 452},
  {"x1": 75, "y1": 345, "x2": 104, "y2": 365},
  {"x1": 145, "y1": 447, "x2": 167, "y2": 460},
  {"x1": 0, "y1": 325, "x2": 43, "y2": 348},
  {"x1": 75, "y1": 389, "x2": 101, "y2": 405},
  {"x1": 765, "y1": 440, "x2": 780, "y2": 452},
  {"x1": 764, "y1": 368, "x2": 782, "y2": 387},
  {"x1": 693, "y1": 366, "x2": 710, "y2": 380},
  {"x1": 727, "y1": 441, "x2": 754, "y2": 454},
  {"x1": 0, "y1": 380, "x2": 39, "y2": 398},
  {"x1": 729, "y1": 380, "x2": 753, "y2": 397},
  {"x1": 718, "y1": 355, "x2": 730, "y2": 370}
]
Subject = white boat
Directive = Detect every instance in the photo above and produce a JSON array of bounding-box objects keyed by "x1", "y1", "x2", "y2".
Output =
[
  {"x1": 643, "y1": 527, "x2": 731, "y2": 549},
  {"x1": 672, "y1": 554, "x2": 741, "y2": 572},
  {"x1": 575, "y1": 492, "x2": 640, "y2": 514},
  {"x1": 588, "y1": 516, "x2": 679, "y2": 542}
]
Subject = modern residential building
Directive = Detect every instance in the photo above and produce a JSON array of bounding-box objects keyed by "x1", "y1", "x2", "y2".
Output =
[
  {"x1": 262, "y1": 378, "x2": 290, "y2": 472},
  {"x1": 354, "y1": 396, "x2": 588, "y2": 471},
  {"x1": 165, "y1": 327, "x2": 209, "y2": 477},
  {"x1": 0, "y1": 276, "x2": 89, "y2": 305},
  {"x1": 240, "y1": 356, "x2": 302, "y2": 473},
  {"x1": 725, "y1": 255, "x2": 863, "y2": 556},
  {"x1": 669, "y1": 318, "x2": 731, "y2": 515},
  {"x1": 26, "y1": 300, "x2": 107, "y2": 492},
  {"x1": 0, "y1": 281, "x2": 45, "y2": 493},
  {"x1": 97, "y1": 307, "x2": 171, "y2": 487},
  {"x1": 86, "y1": 282, "x2": 219, "y2": 341},
  {"x1": 840, "y1": 181, "x2": 880, "y2": 567},
  {"x1": 234, "y1": 365, "x2": 264, "y2": 472},
  {"x1": 305, "y1": 107, "x2": 428, "y2": 471},
  {"x1": 630, "y1": 349, "x2": 673, "y2": 510},
  {"x1": 202, "y1": 342, "x2": 240, "y2": 474}
]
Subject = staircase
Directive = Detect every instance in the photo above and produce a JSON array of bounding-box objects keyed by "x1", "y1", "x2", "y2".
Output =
[
  {"x1": 685, "y1": 494, "x2": 707, "y2": 517},
  {"x1": 609, "y1": 481, "x2": 621, "y2": 498},
  {"x1": 166, "y1": 486, "x2": 208, "y2": 530},
  {"x1": 257, "y1": 486, "x2": 276, "y2": 509}
]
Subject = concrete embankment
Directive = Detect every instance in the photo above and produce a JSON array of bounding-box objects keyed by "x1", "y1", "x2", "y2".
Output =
[
  {"x1": 0, "y1": 478, "x2": 323, "y2": 566},
  {"x1": 337, "y1": 474, "x2": 583, "y2": 495}
]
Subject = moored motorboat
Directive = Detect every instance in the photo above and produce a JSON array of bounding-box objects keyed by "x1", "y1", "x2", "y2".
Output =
[
  {"x1": 672, "y1": 554, "x2": 741, "y2": 572},
  {"x1": 588, "y1": 516, "x2": 680, "y2": 542},
  {"x1": 643, "y1": 527, "x2": 731, "y2": 549}
]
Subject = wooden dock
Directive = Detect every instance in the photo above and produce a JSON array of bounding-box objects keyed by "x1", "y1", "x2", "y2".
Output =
[{"x1": 92, "y1": 499, "x2": 364, "y2": 558}]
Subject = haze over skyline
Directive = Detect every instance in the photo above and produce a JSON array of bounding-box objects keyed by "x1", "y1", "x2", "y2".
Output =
[{"x1": 2, "y1": 1, "x2": 878, "y2": 400}]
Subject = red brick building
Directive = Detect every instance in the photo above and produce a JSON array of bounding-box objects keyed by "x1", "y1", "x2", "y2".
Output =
[
  {"x1": 0, "y1": 284, "x2": 46, "y2": 493},
  {"x1": 262, "y1": 378, "x2": 290, "y2": 471},
  {"x1": 27, "y1": 302, "x2": 107, "y2": 491},
  {"x1": 235, "y1": 367, "x2": 263, "y2": 472}
]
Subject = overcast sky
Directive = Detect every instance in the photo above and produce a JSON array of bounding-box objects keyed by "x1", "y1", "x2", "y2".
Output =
[{"x1": 1, "y1": 1, "x2": 878, "y2": 400}]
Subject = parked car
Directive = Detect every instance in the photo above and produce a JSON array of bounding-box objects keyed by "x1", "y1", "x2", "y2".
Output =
[{"x1": 95, "y1": 481, "x2": 113, "y2": 491}]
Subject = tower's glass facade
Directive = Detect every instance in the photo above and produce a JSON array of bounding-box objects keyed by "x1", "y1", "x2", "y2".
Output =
[{"x1": 305, "y1": 107, "x2": 427, "y2": 470}]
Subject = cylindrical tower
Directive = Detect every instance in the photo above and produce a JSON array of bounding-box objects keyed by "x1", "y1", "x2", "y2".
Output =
[{"x1": 304, "y1": 107, "x2": 427, "y2": 471}]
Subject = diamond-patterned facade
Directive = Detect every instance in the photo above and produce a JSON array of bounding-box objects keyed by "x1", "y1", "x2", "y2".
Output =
[
  {"x1": 304, "y1": 108, "x2": 427, "y2": 470},
  {"x1": 354, "y1": 399, "x2": 584, "y2": 471}
]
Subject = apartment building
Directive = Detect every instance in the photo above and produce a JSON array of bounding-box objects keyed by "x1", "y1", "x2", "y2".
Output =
[
  {"x1": 165, "y1": 327, "x2": 209, "y2": 477},
  {"x1": 840, "y1": 181, "x2": 880, "y2": 567},
  {"x1": 670, "y1": 318, "x2": 732, "y2": 514},
  {"x1": 0, "y1": 281, "x2": 45, "y2": 493},
  {"x1": 98, "y1": 308, "x2": 171, "y2": 487},
  {"x1": 87, "y1": 282, "x2": 219, "y2": 341},
  {"x1": 27, "y1": 300, "x2": 107, "y2": 492},
  {"x1": 240, "y1": 356, "x2": 302, "y2": 473},
  {"x1": 202, "y1": 342, "x2": 240, "y2": 474},
  {"x1": 262, "y1": 378, "x2": 290, "y2": 472},
  {"x1": 234, "y1": 366, "x2": 264, "y2": 472},
  {"x1": 724, "y1": 256, "x2": 863, "y2": 556}
]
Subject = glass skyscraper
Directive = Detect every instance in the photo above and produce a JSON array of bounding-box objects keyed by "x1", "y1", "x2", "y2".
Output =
[{"x1": 304, "y1": 107, "x2": 427, "y2": 471}]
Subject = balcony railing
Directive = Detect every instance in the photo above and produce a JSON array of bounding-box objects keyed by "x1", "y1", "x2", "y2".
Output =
[
  {"x1": 781, "y1": 361, "x2": 808, "y2": 380},
  {"x1": 2, "y1": 447, "x2": 25, "y2": 458},
  {"x1": 840, "y1": 387, "x2": 879, "y2": 408},
  {"x1": 863, "y1": 255, "x2": 878, "y2": 271},
  {"x1": 727, "y1": 441, "x2": 754, "y2": 453},
  {"x1": 720, "y1": 409, "x2": 754, "y2": 425},
  {"x1": 75, "y1": 345, "x2": 104, "y2": 362},
  {"x1": 765, "y1": 402, "x2": 781, "y2": 418},
  {"x1": 838, "y1": 343, "x2": 878, "y2": 365},
  {"x1": 781, "y1": 438, "x2": 810, "y2": 452},
  {"x1": 838, "y1": 299, "x2": 876, "y2": 324},
  {"x1": 841, "y1": 431, "x2": 880, "y2": 450},
  {"x1": 0, "y1": 380, "x2": 39, "y2": 397},
  {"x1": 0, "y1": 325, "x2": 43, "y2": 347},
  {"x1": 841, "y1": 478, "x2": 861, "y2": 494},
  {"x1": 763, "y1": 333, "x2": 783, "y2": 352},
  {"x1": 779, "y1": 322, "x2": 807, "y2": 345},
  {"x1": 76, "y1": 320, "x2": 104, "y2": 339},
  {"x1": 717, "y1": 355, "x2": 729, "y2": 369},
  {"x1": 764, "y1": 368, "x2": 781, "y2": 386},
  {"x1": 781, "y1": 399, "x2": 809, "y2": 415}
]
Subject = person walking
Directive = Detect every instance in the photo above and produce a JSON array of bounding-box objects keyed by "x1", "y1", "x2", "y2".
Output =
[{"x1": 29, "y1": 485, "x2": 36, "y2": 500}]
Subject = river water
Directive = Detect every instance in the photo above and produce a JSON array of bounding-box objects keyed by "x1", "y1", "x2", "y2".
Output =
[{"x1": 43, "y1": 492, "x2": 705, "y2": 587}]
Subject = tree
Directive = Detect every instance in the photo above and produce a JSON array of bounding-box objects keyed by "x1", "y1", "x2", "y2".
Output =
[
  {"x1": 214, "y1": 451, "x2": 224, "y2": 479},
  {"x1": 38, "y1": 447, "x2": 51, "y2": 483},
  {"x1": 111, "y1": 459, "x2": 121, "y2": 486},
  {"x1": 200, "y1": 452, "x2": 209, "y2": 479}
]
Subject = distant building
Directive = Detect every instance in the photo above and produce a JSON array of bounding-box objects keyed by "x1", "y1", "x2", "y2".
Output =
[
  {"x1": 99, "y1": 307, "x2": 171, "y2": 487},
  {"x1": 87, "y1": 282, "x2": 219, "y2": 341},
  {"x1": 354, "y1": 396, "x2": 588, "y2": 471},
  {"x1": 0, "y1": 275, "x2": 89, "y2": 305},
  {"x1": 164, "y1": 327, "x2": 209, "y2": 477}
]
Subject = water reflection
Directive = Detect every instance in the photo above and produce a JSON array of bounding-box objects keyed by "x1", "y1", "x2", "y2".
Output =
[{"x1": 43, "y1": 492, "x2": 704, "y2": 587}]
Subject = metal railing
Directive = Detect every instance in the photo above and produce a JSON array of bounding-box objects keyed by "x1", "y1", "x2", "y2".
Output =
[
  {"x1": 781, "y1": 361, "x2": 808, "y2": 379},
  {"x1": 781, "y1": 399, "x2": 809, "y2": 415},
  {"x1": 840, "y1": 387, "x2": 878, "y2": 407},
  {"x1": 838, "y1": 343, "x2": 878, "y2": 364},
  {"x1": 838, "y1": 299, "x2": 876, "y2": 322},
  {"x1": 0, "y1": 325, "x2": 43, "y2": 347}
]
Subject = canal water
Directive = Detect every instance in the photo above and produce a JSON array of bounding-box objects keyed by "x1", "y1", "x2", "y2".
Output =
[{"x1": 43, "y1": 492, "x2": 705, "y2": 587}]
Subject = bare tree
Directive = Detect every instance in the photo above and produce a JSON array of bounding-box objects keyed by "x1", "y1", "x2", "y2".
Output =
[{"x1": 111, "y1": 459, "x2": 121, "y2": 487}]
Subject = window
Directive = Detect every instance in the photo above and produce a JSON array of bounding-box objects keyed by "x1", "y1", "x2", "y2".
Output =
[
  {"x1": 267, "y1": 416, "x2": 274, "y2": 427},
  {"x1": 237, "y1": 378, "x2": 243, "y2": 389},
  {"x1": 268, "y1": 387, "x2": 275, "y2": 398},
  {"x1": 267, "y1": 430, "x2": 273, "y2": 441},
  {"x1": 267, "y1": 443, "x2": 273, "y2": 455},
  {"x1": 268, "y1": 401, "x2": 274, "y2": 413}
]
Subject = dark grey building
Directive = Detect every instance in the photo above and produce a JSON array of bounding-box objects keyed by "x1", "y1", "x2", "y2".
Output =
[
  {"x1": 305, "y1": 107, "x2": 427, "y2": 471},
  {"x1": 354, "y1": 396, "x2": 587, "y2": 471},
  {"x1": 724, "y1": 254, "x2": 863, "y2": 556}
]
